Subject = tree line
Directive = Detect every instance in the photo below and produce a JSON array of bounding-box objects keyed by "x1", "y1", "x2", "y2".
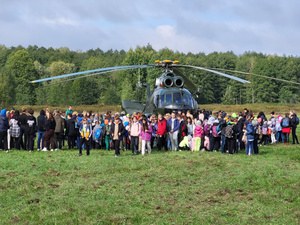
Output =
[{"x1": 0, "y1": 44, "x2": 299, "y2": 107}]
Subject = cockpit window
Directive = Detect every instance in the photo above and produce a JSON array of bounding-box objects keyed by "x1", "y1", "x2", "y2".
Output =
[
  {"x1": 159, "y1": 94, "x2": 164, "y2": 107},
  {"x1": 166, "y1": 93, "x2": 172, "y2": 105},
  {"x1": 182, "y1": 93, "x2": 189, "y2": 105},
  {"x1": 173, "y1": 92, "x2": 182, "y2": 104},
  {"x1": 189, "y1": 94, "x2": 193, "y2": 108}
]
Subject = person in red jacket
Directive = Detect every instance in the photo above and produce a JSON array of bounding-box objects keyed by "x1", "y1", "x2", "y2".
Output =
[{"x1": 156, "y1": 114, "x2": 167, "y2": 151}]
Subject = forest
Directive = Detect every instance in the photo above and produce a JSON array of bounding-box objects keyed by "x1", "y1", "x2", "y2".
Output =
[{"x1": 0, "y1": 44, "x2": 299, "y2": 107}]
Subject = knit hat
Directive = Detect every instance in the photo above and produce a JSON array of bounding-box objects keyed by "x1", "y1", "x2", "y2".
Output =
[
  {"x1": 196, "y1": 120, "x2": 202, "y2": 126},
  {"x1": 231, "y1": 113, "x2": 237, "y2": 118},
  {"x1": 1, "y1": 109, "x2": 6, "y2": 116}
]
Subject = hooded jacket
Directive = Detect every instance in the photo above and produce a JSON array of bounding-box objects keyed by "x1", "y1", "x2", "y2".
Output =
[
  {"x1": 37, "y1": 110, "x2": 47, "y2": 132},
  {"x1": 194, "y1": 126, "x2": 203, "y2": 138},
  {"x1": 0, "y1": 113, "x2": 9, "y2": 132},
  {"x1": 140, "y1": 124, "x2": 152, "y2": 141}
]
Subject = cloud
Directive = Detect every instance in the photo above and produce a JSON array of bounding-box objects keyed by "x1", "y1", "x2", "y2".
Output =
[{"x1": 1, "y1": 0, "x2": 300, "y2": 56}]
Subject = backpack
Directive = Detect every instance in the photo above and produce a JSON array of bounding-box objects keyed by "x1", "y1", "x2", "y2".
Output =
[
  {"x1": 212, "y1": 125, "x2": 220, "y2": 137},
  {"x1": 224, "y1": 124, "x2": 234, "y2": 138},
  {"x1": 267, "y1": 128, "x2": 272, "y2": 135},
  {"x1": 94, "y1": 128, "x2": 101, "y2": 139},
  {"x1": 204, "y1": 124, "x2": 210, "y2": 136},
  {"x1": 282, "y1": 118, "x2": 289, "y2": 127},
  {"x1": 296, "y1": 117, "x2": 299, "y2": 125},
  {"x1": 275, "y1": 122, "x2": 282, "y2": 132},
  {"x1": 216, "y1": 124, "x2": 222, "y2": 133},
  {"x1": 262, "y1": 126, "x2": 268, "y2": 135}
]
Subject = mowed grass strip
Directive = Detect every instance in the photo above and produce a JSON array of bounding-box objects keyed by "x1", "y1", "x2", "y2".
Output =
[{"x1": 0, "y1": 144, "x2": 299, "y2": 224}]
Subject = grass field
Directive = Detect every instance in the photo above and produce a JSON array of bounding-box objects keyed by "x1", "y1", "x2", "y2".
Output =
[{"x1": 0, "y1": 142, "x2": 299, "y2": 224}]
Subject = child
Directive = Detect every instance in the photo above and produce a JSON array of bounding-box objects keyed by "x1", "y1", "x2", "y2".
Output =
[
  {"x1": 245, "y1": 120, "x2": 254, "y2": 156},
  {"x1": 275, "y1": 116, "x2": 284, "y2": 143},
  {"x1": 110, "y1": 116, "x2": 125, "y2": 157},
  {"x1": 66, "y1": 113, "x2": 76, "y2": 149},
  {"x1": 225, "y1": 118, "x2": 237, "y2": 155},
  {"x1": 140, "y1": 118, "x2": 152, "y2": 156},
  {"x1": 261, "y1": 121, "x2": 269, "y2": 145},
  {"x1": 129, "y1": 116, "x2": 140, "y2": 155},
  {"x1": 102, "y1": 119, "x2": 111, "y2": 150},
  {"x1": 186, "y1": 117, "x2": 195, "y2": 137},
  {"x1": 194, "y1": 120, "x2": 203, "y2": 151},
  {"x1": 92, "y1": 121, "x2": 102, "y2": 149},
  {"x1": 78, "y1": 117, "x2": 92, "y2": 156}
]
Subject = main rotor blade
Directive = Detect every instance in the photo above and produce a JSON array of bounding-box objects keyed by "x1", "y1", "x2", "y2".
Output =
[
  {"x1": 40, "y1": 68, "x2": 130, "y2": 87},
  {"x1": 179, "y1": 65, "x2": 250, "y2": 84},
  {"x1": 30, "y1": 64, "x2": 155, "y2": 83},
  {"x1": 208, "y1": 68, "x2": 300, "y2": 85}
]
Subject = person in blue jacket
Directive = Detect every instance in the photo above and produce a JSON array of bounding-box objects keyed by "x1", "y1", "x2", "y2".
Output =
[
  {"x1": 167, "y1": 111, "x2": 180, "y2": 151},
  {"x1": 0, "y1": 109, "x2": 9, "y2": 152},
  {"x1": 245, "y1": 119, "x2": 255, "y2": 156}
]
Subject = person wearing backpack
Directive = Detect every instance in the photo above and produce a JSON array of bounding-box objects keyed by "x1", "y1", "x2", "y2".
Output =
[
  {"x1": 225, "y1": 118, "x2": 238, "y2": 155},
  {"x1": 78, "y1": 117, "x2": 92, "y2": 156},
  {"x1": 219, "y1": 115, "x2": 227, "y2": 154},
  {"x1": 261, "y1": 121, "x2": 269, "y2": 145},
  {"x1": 210, "y1": 119, "x2": 221, "y2": 152},
  {"x1": 275, "y1": 116, "x2": 284, "y2": 143},
  {"x1": 281, "y1": 113, "x2": 291, "y2": 146},
  {"x1": 26, "y1": 109, "x2": 37, "y2": 152},
  {"x1": 290, "y1": 110, "x2": 299, "y2": 144},
  {"x1": 92, "y1": 121, "x2": 102, "y2": 149}
]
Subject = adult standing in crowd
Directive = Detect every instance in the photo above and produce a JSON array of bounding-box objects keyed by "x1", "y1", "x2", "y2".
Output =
[
  {"x1": 18, "y1": 107, "x2": 28, "y2": 150},
  {"x1": 37, "y1": 110, "x2": 47, "y2": 151},
  {"x1": 42, "y1": 112, "x2": 56, "y2": 151},
  {"x1": 167, "y1": 112, "x2": 180, "y2": 151},
  {"x1": 0, "y1": 109, "x2": 9, "y2": 152},
  {"x1": 290, "y1": 110, "x2": 299, "y2": 144},
  {"x1": 54, "y1": 110, "x2": 65, "y2": 150}
]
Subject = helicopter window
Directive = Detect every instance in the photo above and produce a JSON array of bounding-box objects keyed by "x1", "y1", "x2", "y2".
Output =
[
  {"x1": 159, "y1": 94, "x2": 164, "y2": 107},
  {"x1": 182, "y1": 93, "x2": 189, "y2": 105},
  {"x1": 189, "y1": 94, "x2": 193, "y2": 108},
  {"x1": 154, "y1": 95, "x2": 158, "y2": 108},
  {"x1": 165, "y1": 93, "x2": 172, "y2": 105},
  {"x1": 173, "y1": 92, "x2": 182, "y2": 104}
]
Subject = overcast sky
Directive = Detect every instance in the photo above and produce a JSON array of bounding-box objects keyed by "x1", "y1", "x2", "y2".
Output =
[{"x1": 1, "y1": 0, "x2": 299, "y2": 55}]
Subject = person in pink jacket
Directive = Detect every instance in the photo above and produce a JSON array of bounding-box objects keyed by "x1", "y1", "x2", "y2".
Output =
[
  {"x1": 140, "y1": 118, "x2": 152, "y2": 156},
  {"x1": 194, "y1": 120, "x2": 204, "y2": 151},
  {"x1": 129, "y1": 116, "x2": 141, "y2": 155}
]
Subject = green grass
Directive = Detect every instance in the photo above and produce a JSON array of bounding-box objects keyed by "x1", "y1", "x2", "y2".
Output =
[{"x1": 0, "y1": 143, "x2": 299, "y2": 224}]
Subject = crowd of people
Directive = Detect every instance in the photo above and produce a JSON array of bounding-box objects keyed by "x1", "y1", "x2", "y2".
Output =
[{"x1": 0, "y1": 106, "x2": 298, "y2": 157}]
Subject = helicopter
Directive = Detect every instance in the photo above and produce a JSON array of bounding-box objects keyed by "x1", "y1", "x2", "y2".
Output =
[{"x1": 30, "y1": 60, "x2": 300, "y2": 115}]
